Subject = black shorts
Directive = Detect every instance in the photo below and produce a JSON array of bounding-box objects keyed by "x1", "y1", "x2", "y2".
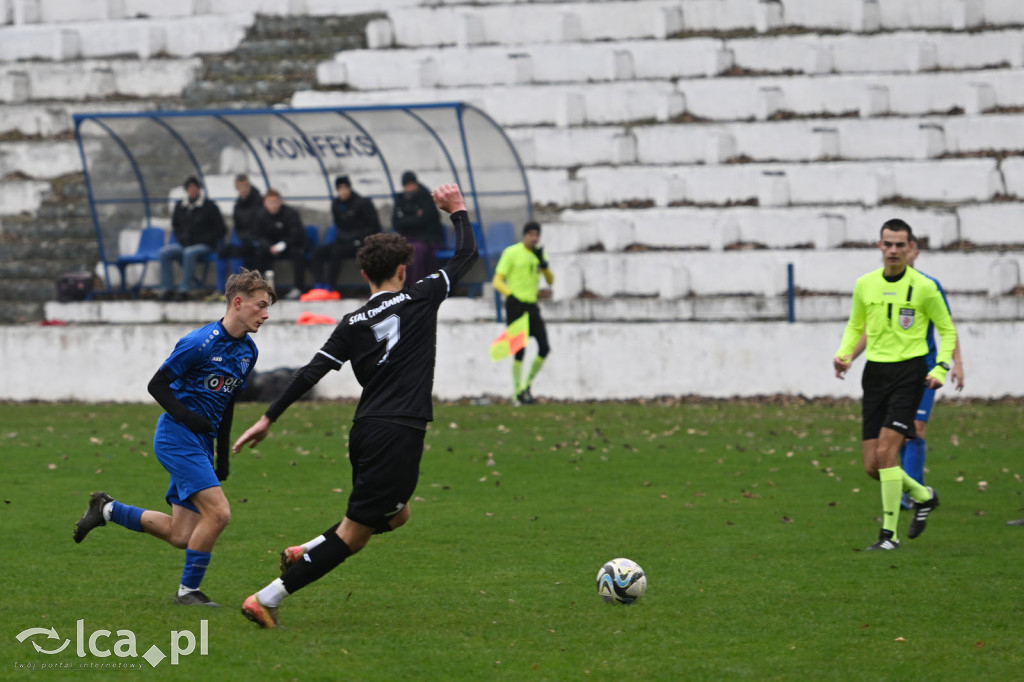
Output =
[
  {"x1": 346, "y1": 418, "x2": 424, "y2": 531},
  {"x1": 505, "y1": 296, "x2": 550, "y2": 358},
  {"x1": 861, "y1": 357, "x2": 928, "y2": 440}
]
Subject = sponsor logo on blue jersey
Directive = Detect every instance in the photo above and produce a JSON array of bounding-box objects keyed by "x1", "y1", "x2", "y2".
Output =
[{"x1": 204, "y1": 375, "x2": 244, "y2": 393}]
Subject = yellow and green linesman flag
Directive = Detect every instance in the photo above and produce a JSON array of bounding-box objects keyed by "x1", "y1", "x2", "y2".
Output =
[{"x1": 490, "y1": 313, "x2": 530, "y2": 362}]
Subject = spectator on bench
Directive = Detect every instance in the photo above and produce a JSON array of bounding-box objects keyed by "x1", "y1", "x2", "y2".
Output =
[
  {"x1": 310, "y1": 175, "x2": 381, "y2": 293},
  {"x1": 392, "y1": 170, "x2": 444, "y2": 284},
  {"x1": 217, "y1": 174, "x2": 265, "y2": 273},
  {"x1": 256, "y1": 189, "x2": 309, "y2": 300},
  {"x1": 159, "y1": 176, "x2": 226, "y2": 301}
]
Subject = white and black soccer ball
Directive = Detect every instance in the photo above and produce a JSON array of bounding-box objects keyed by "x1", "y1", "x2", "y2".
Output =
[{"x1": 596, "y1": 557, "x2": 647, "y2": 605}]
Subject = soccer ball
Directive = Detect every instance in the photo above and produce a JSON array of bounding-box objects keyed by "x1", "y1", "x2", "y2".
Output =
[{"x1": 596, "y1": 557, "x2": 647, "y2": 605}]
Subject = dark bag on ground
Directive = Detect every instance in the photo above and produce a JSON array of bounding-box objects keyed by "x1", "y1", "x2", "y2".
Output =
[
  {"x1": 238, "y1": 368, "x2": 313, "y2": 402},
  {"x1": 56, "y1": 273, "x2": 94, "y2": 302}
]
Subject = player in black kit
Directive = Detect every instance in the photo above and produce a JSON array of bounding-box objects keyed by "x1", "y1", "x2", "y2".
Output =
[{"x1": 236, "y1": 183, "x2": 477, "y2": 628}]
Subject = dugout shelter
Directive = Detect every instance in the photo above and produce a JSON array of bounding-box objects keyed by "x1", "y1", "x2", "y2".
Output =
[{"x1": 74, "y1": 103, "x2": 532, "y2": 308}]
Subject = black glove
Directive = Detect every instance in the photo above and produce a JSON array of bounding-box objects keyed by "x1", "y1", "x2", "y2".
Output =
[
  {"x1": 147, "y1": 369, "x2": 213, "y2": 434},
  {"x1": 215, "y1": 397, "x2": 235, "y2": 482},
  {"x1": 181, "y1": 411, "x2": 214, "y2": 434},
  {"x1": 533, "y1": 246, "x2": 548, "y2": 270},
  {"x1": 215, "y1": 447, "x2": 230, "y2": 481}
]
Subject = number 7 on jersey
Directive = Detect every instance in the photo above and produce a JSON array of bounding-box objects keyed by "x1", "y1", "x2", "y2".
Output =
[{"x1": 372, "y1": 314, "x2": 401, "y2": 365}]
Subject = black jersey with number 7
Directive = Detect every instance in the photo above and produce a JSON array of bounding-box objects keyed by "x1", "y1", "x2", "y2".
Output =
[{"x1": 264, "y1": 210, "x2": 478, "y2": 424}]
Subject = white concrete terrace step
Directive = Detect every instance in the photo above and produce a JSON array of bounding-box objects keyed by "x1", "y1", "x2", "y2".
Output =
[
  {"x1": 42, "y1": 295, "x2": 496, "y2": 326},
  {"x1": 0, "y1": 13, "x2": 253, "y2": 61},
  {"x1": 991, "y1": 158, "x2": 1024, "y2": 199},
  {"x1": 957, "y1": 204, "x2": 1024, "y2": 246},
  {"x1": 2, "y1": 0, "x2": 417, "y2": 24},
  {"x1": 41, "y1": 292, "x2": 1024, "y2": 326},
  {"x1": 525, "y1": 158, "x2": 1003, "y2": 209},
  {"x1": 543, "y1": 205, "x2": 973, "y2": 253},
  {"x1": 375, "y1": 1, "x2": 686, "y2": 49},
  {"x1": 551, "y1": 249, "x2": 1021, "y2": 299},
  {"x1": 319, "y1": 29, "x2": 1024, "y2": 90},
  {"x1": 0, "y1": 101, "x2": 159, "y2": 137},
  {"x1": 534, "y1": 292, "x2": 1024, "y2": 323},
  {"x1": 0, "y1": 139, "x2": 87, "y2": 180},
  {"x1": 509, "y1": 114, "x2": 1024, "y2": 169},
  {"x1": 369, "y1": 0, "x2": 1022, "y2": 48},
  {"x1": 0, "y1": 177, "x2": 51, "y2": 215},
  {"x1": 0, "y1": 59, "x2": 202, "y2": 103},
  {"x1": 294, "y1": 68, "x2": 1024, "y2": 127}
]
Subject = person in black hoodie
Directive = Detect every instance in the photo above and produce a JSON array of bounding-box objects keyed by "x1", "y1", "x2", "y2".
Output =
[
  {"x1": 217, "y1": 174, "x2": 265, "y2": 272},
  {"x1": 256, "y1": 189, "x2": 309, "y2": 298},
  {"x1": 310, "y1": 175, "x2": 381, "y2": 292},
  {"x1": 392, "y1": 170, "x2": 444, "y2": 284},
  {"x1": 159, "y1": 176, "x2": 226, "y2": 301}
]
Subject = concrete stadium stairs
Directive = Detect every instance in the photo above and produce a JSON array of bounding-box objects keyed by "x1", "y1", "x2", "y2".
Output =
[{"x1": 0, "y1": 11, "x2": 377, "y2": 323}]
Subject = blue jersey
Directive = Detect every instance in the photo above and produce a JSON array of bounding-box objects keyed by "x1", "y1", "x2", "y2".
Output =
[
  {"x1": 158, "y1": 320, "x2": 257, "y2": 434},
  {"x1": 918, "y1": 270, "x2": 952, "y2": 369}
]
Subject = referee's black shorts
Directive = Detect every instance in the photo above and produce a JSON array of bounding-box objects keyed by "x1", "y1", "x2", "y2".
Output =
[
  {"x1": 861, "y1": 356, "x2": 928, "y2": 440},
  {"x1": 346, "y1": 418, "x2": 424, "y2": 532},
  {"x1": 505, "y1": 296, "x2": 550, "y2": 358}
]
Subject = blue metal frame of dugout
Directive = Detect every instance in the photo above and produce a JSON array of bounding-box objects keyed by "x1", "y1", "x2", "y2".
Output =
[{"x1": 74, "y1": 103, "x2": 533, "y2": 319}]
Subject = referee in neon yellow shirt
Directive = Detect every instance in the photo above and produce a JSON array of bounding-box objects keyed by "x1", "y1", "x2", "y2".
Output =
[
  {"x1": 834, "y1": 219, "x2": 955, "y2": 551},
  {"x1": 492, "y1": 221, "x2": 554, "y2": 404}
]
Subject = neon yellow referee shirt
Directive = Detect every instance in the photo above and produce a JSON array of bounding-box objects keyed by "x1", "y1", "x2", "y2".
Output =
[
  {"x1": 836, "y1": 266, "x2": 957, "y2": 382},
  {"x1": 495, "y1": 243, "x2": 544, "y2": 303}
]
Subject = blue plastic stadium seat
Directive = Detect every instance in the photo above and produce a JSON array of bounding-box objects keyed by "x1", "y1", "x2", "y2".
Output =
[
  {"x1": 305, "y1": 225, "x2": 320, "y2": 251},
  {"x1": 112, "y1": 226, "x2": 165, "y2": 295}
]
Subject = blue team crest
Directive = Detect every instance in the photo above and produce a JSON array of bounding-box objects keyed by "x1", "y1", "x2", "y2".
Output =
[
  {"x1": 899, "y1": 307, "x2": 915, "y2": 330},
  {"x1": 241, "y1": 357, "x2": 251, "y2": 372}
]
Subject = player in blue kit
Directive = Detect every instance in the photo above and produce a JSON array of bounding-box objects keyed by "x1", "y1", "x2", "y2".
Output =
[{"x1": 73, "y1": 269, "x2": 276, "y2": 606}]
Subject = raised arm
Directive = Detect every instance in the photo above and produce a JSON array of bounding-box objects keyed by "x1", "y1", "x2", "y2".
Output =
[{"x1": 433, "y1": 184, "x2": 478, "y2": 286}]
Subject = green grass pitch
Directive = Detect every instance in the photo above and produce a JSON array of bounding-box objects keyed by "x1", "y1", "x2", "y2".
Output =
[{"x1": 2, "y1": 399, "x2": 1024, "y2": 680}]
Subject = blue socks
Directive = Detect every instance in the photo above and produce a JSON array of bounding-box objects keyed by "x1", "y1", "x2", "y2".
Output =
[
  {"x1": 109, "y1": 501, "x2": 145, "y2": 533},
  {"x1": 901, "y1": 438, "x2": 926, "y2": 485},
  {"x1": 181, "y1": 549, "x2": 212, "y2": 590}
]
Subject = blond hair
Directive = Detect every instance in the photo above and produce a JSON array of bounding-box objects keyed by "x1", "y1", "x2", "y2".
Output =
[{"x1": 225, "y1": 268, "x2": 277, "y2": 304}]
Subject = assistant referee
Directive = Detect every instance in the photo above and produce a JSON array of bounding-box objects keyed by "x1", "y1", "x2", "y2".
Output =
[
  {"x1": 492, "y1": 221, "x2": 554, "y2": 405},
  {"x1": 833, "y1": 218, "x2": 956, "y2": 551}
]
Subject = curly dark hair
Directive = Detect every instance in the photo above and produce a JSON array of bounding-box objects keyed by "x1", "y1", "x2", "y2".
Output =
[{"x1": 358, "y1": 233, "x2": 414, "y2": 286}]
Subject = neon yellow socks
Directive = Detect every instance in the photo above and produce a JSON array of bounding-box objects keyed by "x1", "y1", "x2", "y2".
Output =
[
  {"x1": 879, "y1": 466, "x2": 903, "y2": 538},
  {"x1": 512, "y1": 359, "x2": 523, "y2": 393},
  {"x1": 902, "y1": 469, "x2": 930, "y2": 503},
  {"x1": 526, "y1": 356, "x2": 545, "y2": 386}
]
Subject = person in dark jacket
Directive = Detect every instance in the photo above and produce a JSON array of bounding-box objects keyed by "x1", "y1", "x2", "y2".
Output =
[
  {"x1": 217, "y1": 174, "x2": 265, "y2": 272},
  {"x1": 256, "y1": 189, "x2": 309, "y2": 298},
  {"x1": 159, "y1": 176, "x2": 226, "y2": 301},
  {"x1": 310, "y1": 175, "x2": 381, "y2": 292},
  {"x1": 392, "y1": 170, "x2": 444, "y2": 284}
]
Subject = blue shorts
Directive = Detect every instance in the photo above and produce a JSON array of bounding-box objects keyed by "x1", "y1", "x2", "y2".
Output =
[
  {"x1": 153, "y1": 415, "x2": 219, "y2": 513},
  {"x1": 916, "y1": 386, "x2": 936, "y2": 423}
]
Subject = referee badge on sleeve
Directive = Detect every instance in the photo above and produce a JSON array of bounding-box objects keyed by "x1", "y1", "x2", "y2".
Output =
[{"x1": 898, "y1": 307, "x2": 915, "y2": 330}]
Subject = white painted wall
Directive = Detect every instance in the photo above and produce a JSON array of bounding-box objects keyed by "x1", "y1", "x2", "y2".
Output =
[{"x1": 0, "y1": 320, "x2": 1016, "y2": 402}]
